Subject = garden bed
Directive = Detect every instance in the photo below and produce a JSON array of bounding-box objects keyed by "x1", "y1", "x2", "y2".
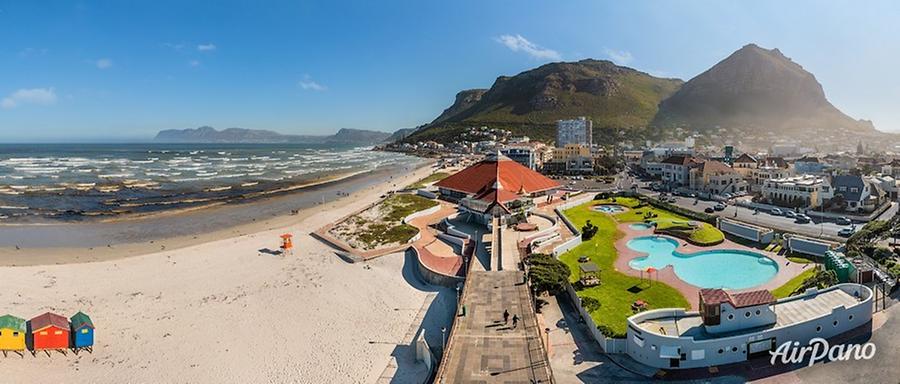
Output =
[{"x1": 328, "y1": 194, "x2": 437, "y2": 250}]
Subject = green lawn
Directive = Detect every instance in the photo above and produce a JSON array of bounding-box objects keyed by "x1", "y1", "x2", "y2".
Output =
[
  {"x1": 787, "y1": 255, "x2": 815, "y2": 264},
  {"x1": 772, "y1": 268, "x2": 817, "y2": 298},
  {"x1": 560, "y1": 200, "x2": 689, "y2": 337},
  {"x1": 406, "y1": 172, "x2": 450, "y2": 189},
  {"x1": 595, "y1": 197, "x2": 724, "y2": 245}
]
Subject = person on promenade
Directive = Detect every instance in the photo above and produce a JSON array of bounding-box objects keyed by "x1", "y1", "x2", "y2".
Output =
[
  {"x1": 512, "y1": 314, "x2": 519, "y2": 329},
  {"x1": 503, "y1": 309, "x2": 510, "y2": 324}
]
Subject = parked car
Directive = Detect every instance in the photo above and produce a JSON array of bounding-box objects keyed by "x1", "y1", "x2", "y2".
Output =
[
  {"x1": 770, "y1": 208, "x2": 784, "y2": 216},
  {"x1": 722, "y1": 193, "x2": 733, "y2": 199},
  {"x1": 713, "y1": 203, "x2": 726, "y2": 211},
  {"x1": 838, "y1": 226, "x2": 857, "y2": 237},
  {"x1": 705, "y1": 207, "x2": 715, "y2": 213},
  {"x1": 836, "y1": 217, "x2": 852, "y2": 225},
  {"x1": 785, "y1": 211, "x2": 797, "y2": 218},
  {"x1": 795, "y1": 214, "x2": 811, "y2": 224}
]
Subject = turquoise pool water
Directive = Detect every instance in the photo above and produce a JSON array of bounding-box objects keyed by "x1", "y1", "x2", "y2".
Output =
[
  {"x1": 593, "y1": 204, "x2": 626, "y2": 213},
  {"x1": 629, "y1": 223, "x2": 653, "y2": 230},
  {"x1": 627, "y1": 236, "x2": 778, "y2": 289}
]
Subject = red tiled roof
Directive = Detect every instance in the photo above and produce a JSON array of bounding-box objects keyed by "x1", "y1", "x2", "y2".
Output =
[
  {"x1": 475, "y1": 189, "x2": 522, "y2": 204},
  {"x1": 699, "y1": 160, "x2": 737, "y2": 175},
  {"x1": 30, "y1": 312, "x2": 69, "y2": 332},
  {"x1": 435, "y1": 155, "x2": 559, "y2": 196},
  {"x1": 733, "y1": 153, "x2": 757, "y2": 163},
  {"x1": 700, "y1": 288, "x2": 774, "y2": 308},
  {"x1": 661, "y1": 155, "x2": 701, "y2": 166}
]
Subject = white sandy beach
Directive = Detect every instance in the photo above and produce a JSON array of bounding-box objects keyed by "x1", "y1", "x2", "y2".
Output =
[{"x1": 0, "y1": 164, "x2": 448, "y2": 383}]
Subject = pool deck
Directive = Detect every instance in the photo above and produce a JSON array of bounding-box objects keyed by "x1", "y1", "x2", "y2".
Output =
[{"x1": 612, "y1": 222, "x2": 808, "y2": 310}]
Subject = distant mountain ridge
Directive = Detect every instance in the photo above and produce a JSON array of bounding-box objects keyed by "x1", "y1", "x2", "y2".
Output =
[
  {"x1": 155, "y1": 126, "x2": 394, "y2": 145},
  {"x1": 406, "y1": 59, "x2": 683, "y2": 144},
  {"x1": 405, "y1": 44, "x2": 886, "y2": 146}
]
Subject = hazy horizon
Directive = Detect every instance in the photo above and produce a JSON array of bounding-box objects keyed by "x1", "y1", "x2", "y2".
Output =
[{"x1": 3, "y1": 0, "x2": 900, "y2": 141}]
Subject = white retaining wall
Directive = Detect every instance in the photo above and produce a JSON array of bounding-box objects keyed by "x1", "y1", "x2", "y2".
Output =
[
  {"x1": 566, "y1": 284, "x2": 626, "y2": 353},
  {"x1": 402, "y1": 204, "x2": 442, "y2": 224},
  {"x1": 717, "y1": 218, "x2": 775, "y2": 244},
  {"x1": 786, "y1": 235, "x2": 836, "y2": 257}
]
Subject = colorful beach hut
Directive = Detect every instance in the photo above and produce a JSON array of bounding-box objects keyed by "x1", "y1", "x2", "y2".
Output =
[
  {"x1": 70, "y1": 311, "x2": 94, "y2": 352},
  {"x1": 0, "y1": 314, "x2": 26, "y2": 355},
  {"x1": 30, "y1": 312, "x2": 70, "y2": 353}
]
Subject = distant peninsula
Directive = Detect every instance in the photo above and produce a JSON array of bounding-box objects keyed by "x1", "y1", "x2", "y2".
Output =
[{"x1": 154, "y1": 126, "x2": 395, "y2": 145}]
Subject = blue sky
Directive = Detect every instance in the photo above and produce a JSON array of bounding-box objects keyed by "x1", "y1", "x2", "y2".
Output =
[{"x1": 2, "y1": 0, "x2": 900, "y2": 141}]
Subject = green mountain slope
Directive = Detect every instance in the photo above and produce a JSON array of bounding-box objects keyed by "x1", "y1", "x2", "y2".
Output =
[{"x1": 407, "y1": 59, "x2": 683, "y2": 144}]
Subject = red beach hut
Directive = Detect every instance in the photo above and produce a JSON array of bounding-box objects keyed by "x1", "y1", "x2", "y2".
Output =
[{"x1": 30, "y1": 312, "x2": 70, "y2": 352}]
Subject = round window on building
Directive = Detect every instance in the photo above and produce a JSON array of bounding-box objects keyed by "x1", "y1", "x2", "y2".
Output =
[
  {"x1": 745, "y1": 311, "x2": 751, "y2": 318},
  {"x1": 727, "y1": 314, "x2": 734, "y2": 320},
  {"x1": 816, "y1": 325, "x2": 822, "y2": 332},
  {"x1": 833, "y1": 320, "x2": 838, "y2": 327},
  {"x1": 718, "y1": 348, "x2": 724, "y2": 354},
  {"x1": 755, "y1": 309, "x2": 761, "y2": 315},
  {"x1": 732, "y1": 347, "x2": 738, "y2": 352},
  {"x1": 849, "y1": 315, "x2": 854, "y2": 321}
]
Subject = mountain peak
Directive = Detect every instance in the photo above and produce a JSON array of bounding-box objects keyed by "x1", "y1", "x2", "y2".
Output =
[{"x1": 653, "y1": 44, "x2": 873, "y2": 135}]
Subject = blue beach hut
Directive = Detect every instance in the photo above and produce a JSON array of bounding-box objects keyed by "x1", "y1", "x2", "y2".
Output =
[{"x1": 69, "y1": 311, "x2": 94, "y2": 352}]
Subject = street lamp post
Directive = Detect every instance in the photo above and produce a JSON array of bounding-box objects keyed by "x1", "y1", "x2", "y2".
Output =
[{"x1": 441, "y1": 327, "x2": 447, "y2": 353}]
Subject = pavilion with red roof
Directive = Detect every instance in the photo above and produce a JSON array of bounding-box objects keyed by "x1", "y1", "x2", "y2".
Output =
[{"x1": 435, "y1": 152, "x2": 560, "y2": 225}]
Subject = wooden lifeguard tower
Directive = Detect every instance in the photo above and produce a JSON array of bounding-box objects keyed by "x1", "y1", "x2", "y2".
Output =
[{"x1": 280, "y1": 233, "x2": 294, "y2": 256}]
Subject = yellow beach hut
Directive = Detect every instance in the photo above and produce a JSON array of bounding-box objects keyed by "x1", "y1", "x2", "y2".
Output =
[{"x1": 0, "y1": 314, "x2": 26, "y2": 353}]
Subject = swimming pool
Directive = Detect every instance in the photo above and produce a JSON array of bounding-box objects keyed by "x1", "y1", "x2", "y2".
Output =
[
  {"x1": 593, "y1": 204, "x2": 627, "y2": 213},
  {"x1": 629, "y1": 223, "x2": 653, "y2": 230},
  {"x1": 627, "y1": 236, "x2": 778, "y2": 289}
]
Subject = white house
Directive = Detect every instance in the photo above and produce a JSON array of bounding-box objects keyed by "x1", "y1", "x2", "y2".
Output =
[{"x1": 761, "y1": 174, "x2": 833, "y2": 209}]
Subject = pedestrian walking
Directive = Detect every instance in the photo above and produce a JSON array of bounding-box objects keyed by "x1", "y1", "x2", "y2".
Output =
[
  {"x1": 503, "y1": 309, "x2": 510, "y2": 324},
  {"x1": 512, "y1": 314, "x2": 519, "y2": 329}
]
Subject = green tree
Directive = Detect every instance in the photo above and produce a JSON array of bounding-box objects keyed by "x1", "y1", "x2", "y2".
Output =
[
  {"x1": 792, "y1": 266, "x2": 838, "y2": 295},
  {"x1": 526, "y1": 253, "x2": 572, "y2": 296}
]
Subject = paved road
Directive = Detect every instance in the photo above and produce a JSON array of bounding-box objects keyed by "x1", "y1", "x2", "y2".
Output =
[{"x1": 796, "y1": 303, "x2": 900, "y2": 383}]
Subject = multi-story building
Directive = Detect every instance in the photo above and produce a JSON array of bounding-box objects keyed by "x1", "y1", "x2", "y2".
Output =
[
  {"x1": 832, "y1": 175, "x2": 884, "y2": 212},
  {"x1": 689, "y1": 160, "x2": 748, "y2": 195},
  {"x1": 661, "y1": 155, "x2": 702, "y2": 187},
  {"x1": 750, "y1": 158, "x2": 793, "y2": 193},
  {"x1": 556, "y1": 117, "x2": 592, "y2": 147},
  {"x1": 548, "y1": 144, "x2": 593, "y2": 174},
  {"x1": 500, "y1": 146, "x2": 537, "y2": 170},
  {"x1": 761, "y1": 174, "x2": 833, "y2": 208},
  {"x1": 732, "y1": 154, "x2": 758, "y2": 178}
]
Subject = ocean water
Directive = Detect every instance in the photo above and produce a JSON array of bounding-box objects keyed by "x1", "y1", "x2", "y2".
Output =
[{"x1": 0, "y1": 143, "x2": 417, "y2": 222}]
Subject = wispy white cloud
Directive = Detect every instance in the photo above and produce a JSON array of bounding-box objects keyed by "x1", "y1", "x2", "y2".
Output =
[
  {"x1": 1, "y1": 88, "x2": 58, "y2": 109},
  {"x1": 495, "y1": 34, "x2": 561, "y2": 60},
  {"x1": 197, "y1": 43, "x2": 216, "y2": 52},
  {"x1": 95, "y1": 58, "x2": 113, "y2": 69},
  {"x1": 298, "y1": 75, "x2": 327, "y2": 91},
  {"x1": 189, "y1": 60, "x2": 201, "y2": 67},
  {"x1": 604, "y1": 48, "x2": 634, "y2": 65},
  {"x1": 163, "y1": 42, "x2": 186, "y2": 51},
  {"x1": 18, "y1": 47, "x2": 48, "y2": 58}
]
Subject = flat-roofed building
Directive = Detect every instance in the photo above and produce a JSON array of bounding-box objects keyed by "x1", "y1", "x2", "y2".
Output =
[
  {"x1": 556, "y1": 117, "x2": 592, "y2": 147},
  {"x1": 761, "y1": 174, "x2": 832, "y2": 208},
  {"x1": 625, "y1": 284, "x2": 873, "y2": 370}
]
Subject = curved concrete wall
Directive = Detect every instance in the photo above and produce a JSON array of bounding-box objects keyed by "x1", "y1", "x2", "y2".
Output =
[
  {"x1": 625, "y1": 284, "x2": 873, "y2": 369},
  {"x1": 409, "y1": 247, "x2": 464, "y2": 288},
  {"x1": 402, "y1": 204, "x2": 441, "y2": 224}
]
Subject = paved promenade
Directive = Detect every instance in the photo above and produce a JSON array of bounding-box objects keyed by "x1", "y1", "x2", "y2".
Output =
[{"x1": 436, "y1": 270, "x2": 553, "y2": 383}]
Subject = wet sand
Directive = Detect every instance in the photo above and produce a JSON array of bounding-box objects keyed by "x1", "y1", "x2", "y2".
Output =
[
  {"x1": 0, "y1": 159, "x2": 455, "y2": 383},
  {"x1": 0, "y1": 160, "x2": 433, "y2": 266}
]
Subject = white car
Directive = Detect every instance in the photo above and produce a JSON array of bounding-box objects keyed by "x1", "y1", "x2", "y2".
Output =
[{"x1": 770, "y1": 208, "x2": 783, "y2": 216}]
